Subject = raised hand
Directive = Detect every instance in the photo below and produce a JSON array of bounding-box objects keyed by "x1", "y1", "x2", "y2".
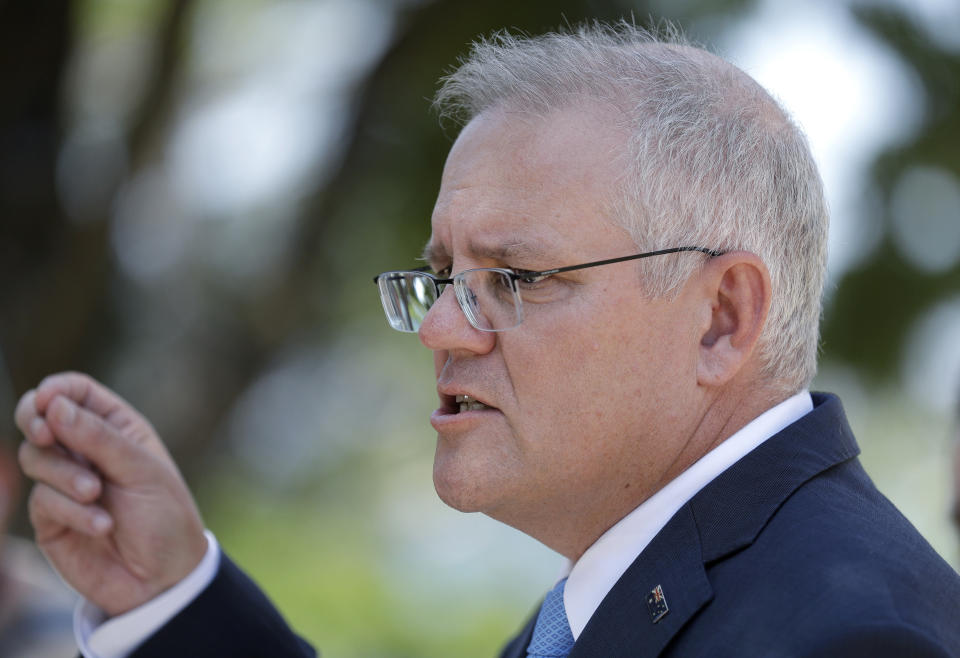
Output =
[{"x1": 15, "y1": 372, "x2": 207, "y2": 616}]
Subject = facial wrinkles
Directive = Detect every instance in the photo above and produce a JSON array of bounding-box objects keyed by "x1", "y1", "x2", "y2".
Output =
[
  {"x1": 424, "y1": 236, "x2": 550, "y2": 274},
  {"x1": 425, "y1": 240, "x2": 526, "y2": 441},
  {"x1": 427, "y1": 232, "x2": 629, "y2": 460},
  {"x1": 432, "y1": 132, "x2": 576, "y2": 269},
  {"x1": 494, "y1": 332, "x2": 523, "y2": 447},
  {"x1": 428, "y1": 107, "x2": 632, "y2": 454},
  {"x1": 427, "y1": 231, "x2": 563, "y2": 450}
]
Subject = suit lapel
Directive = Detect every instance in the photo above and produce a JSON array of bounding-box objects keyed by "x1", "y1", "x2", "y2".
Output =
[
  {"x1": 690, "y1": 393, "x2": 859, "y2": 563},
  {"x1": 564, "y1": 393, "x2": 860, "y2": 657},
  {"x1": 569, "y1": 505, "x2": 712, "y2": 658},
  {"x1": 500, "y1": 394, "x2": 860, "y2": 658}
]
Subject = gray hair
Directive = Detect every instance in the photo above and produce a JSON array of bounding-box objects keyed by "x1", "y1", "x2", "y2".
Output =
[{"x1": 434, "y1": 22, "x2": 828, "y2": 393}]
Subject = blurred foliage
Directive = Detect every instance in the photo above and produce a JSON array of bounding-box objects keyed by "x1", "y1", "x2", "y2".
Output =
[
  {"x1": 0, "y1": 0, "x2": 752, "y2": 504},
  {"x1": 201, "y1": 467, "x2": 528, "y2": 657},
  {"x1": 821, "y1": 5, "x2": 960, "y2": 379},
  {"x1": 2, "y1": 0, "x2": 959, "y2": 653}
]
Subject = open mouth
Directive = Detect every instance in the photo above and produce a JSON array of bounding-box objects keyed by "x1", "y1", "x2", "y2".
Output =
[
  {"x1": 439, "y1": 391, "x2": 494, "y2": 414},
  {"x1": 431, "y1": 391, "x2": 499, "y2": 429},
  {"x1": 456, "y1": 394, "x2": 490, "y2": 412}
]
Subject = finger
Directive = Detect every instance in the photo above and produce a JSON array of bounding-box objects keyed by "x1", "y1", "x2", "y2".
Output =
[
  {"x1": 14, "y1": 390, "x2": 56, "y2": 447},
  {"x1": 14, "y1": 389, "x2": 36, "y2": 432},
  {"x1": 46, "y1": 395, "x2": 147, "y2": 484},
  {"x1": 34, "y1": 372, "x2": 127, "y2": 421},
  {"x1": 28, "y1": 483, "x2": 113, "y2": 538},
  {"x1": 19, "y1": 441, "x2": 103, "y2": 504}
]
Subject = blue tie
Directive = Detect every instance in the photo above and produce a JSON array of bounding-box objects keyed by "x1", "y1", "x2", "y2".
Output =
[{"x1": 527, "y1": 578, "x2": 576, "y2": 658}]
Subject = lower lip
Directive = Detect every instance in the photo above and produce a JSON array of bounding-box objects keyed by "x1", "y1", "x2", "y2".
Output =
[{"x1": 430, "y1": 406, "x2": 501, "y2": 431}]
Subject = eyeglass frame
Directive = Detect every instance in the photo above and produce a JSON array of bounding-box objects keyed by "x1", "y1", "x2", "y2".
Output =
[{"x1": 373, "y1": 245, "x2": 724, "y2": 333}]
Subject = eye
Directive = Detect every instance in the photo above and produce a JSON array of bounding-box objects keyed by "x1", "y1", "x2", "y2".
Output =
[
  {"x1": 433, "y1": 265, "x2": 452, "y2": 278},
  {"x1": 509, "y1": 268, "x2": 572, "y2": 305},
  {"x1": 514, "y1": 270, "x2": 550, "y2": 287}
]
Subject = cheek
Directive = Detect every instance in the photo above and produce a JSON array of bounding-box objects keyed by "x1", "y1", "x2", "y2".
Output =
[
  {"x1": 508, "y1": 293, "x2": 685, "y2": 439},
  {"x1": 508, "y1": 324, "x2": 636, "y2": 448}
]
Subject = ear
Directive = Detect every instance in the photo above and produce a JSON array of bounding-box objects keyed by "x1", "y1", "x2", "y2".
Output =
[{"x1": 696, "y1": 251, "x2": 772, "y2": 388}]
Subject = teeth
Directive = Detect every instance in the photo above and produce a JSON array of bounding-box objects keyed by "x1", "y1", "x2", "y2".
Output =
[{"x1": 456, "y1": 394, "x2": 489, "y2": 412}]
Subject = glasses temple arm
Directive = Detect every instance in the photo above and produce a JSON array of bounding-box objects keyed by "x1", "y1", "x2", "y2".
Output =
[{"x1": 520, "y1": 246, "x2": 723, "y2": 278}]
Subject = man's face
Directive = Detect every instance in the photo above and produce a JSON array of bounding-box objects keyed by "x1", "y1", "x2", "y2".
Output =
[{"x1": 419, "y1": 106, "x2": 708, "y2": 556}]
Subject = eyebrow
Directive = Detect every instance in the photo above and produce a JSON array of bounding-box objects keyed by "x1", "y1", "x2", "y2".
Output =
[
  {"x1": 420, "y1": 239, "x2": 548, "y2": 267},
  {"x1": 419, "y1": 241, "x2": 446, "y2": 265}
]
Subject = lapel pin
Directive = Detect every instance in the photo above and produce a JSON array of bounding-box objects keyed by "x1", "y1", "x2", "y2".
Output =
[{"x1": 646, "y1": 584, "x2": 669, "y2": 623}]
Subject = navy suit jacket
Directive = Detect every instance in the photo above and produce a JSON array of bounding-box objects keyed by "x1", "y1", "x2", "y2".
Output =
[
  {"x1": 132, "y1": 393, "x2": 960, "y2": 657},
  {"x1": 500, "y1": 393, "x2": 960, "y2": 657}
]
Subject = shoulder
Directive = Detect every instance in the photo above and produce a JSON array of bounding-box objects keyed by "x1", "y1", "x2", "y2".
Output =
[
  {"x1": 695, "y1": 457, "x2": 960, "y2": 655},
  {"x1": 802, "y1": 623, "x2": 957, "y2": 658}
]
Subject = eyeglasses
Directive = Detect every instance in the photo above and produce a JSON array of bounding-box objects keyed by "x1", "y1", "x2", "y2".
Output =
[{"x1": 373, "y1": 246, "x2": 722, "y2": 333}]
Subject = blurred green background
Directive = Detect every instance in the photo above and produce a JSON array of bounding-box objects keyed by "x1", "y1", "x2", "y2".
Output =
[{"x1": 2, "y1": 0, "x2": 959, "y2": 655}]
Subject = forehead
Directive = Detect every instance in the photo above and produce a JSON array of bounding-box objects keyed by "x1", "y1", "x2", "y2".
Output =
[{"x1": 426, "y1": 105, "x2": 631, "y2": 265}]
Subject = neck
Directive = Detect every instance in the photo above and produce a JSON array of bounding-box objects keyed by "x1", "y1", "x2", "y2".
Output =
[
  {"x1": 661, "y1": 380, "x2": 789, "y2": 487},
  {"x1": 517, "y1": 379, "x2": 793, "y2": 561}
]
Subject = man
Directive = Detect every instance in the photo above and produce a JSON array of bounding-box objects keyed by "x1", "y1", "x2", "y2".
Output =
[{"x1": 15, "y1": 23, "x2": 960, "y2": 657}]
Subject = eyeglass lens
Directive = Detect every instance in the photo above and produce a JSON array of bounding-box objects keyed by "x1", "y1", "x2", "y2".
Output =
[
  {"x1": 455, "y1": 269, "x2": 522, "y2": 331},
  {"x1": 377, "y1": 269, "x2": 523, "y2": 332},
  {"x1": 377, "y1": 272, "x2": 437, "y2": 332}
]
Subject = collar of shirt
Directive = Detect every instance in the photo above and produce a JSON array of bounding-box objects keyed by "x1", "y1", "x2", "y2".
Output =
[{"x1": 563, "y1": 390, "x2": 813, "y2": 640}]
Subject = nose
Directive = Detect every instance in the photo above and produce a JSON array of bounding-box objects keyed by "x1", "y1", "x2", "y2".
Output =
[{"x1": 418, "y1": 283, "x2": 496, "y2": 355}]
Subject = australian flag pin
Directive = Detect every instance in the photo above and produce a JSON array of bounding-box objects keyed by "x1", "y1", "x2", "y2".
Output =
[{"x1": 646, "y1": 584, "x2": 669, "y2": 623}]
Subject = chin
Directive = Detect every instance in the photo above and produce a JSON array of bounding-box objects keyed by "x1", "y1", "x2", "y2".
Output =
[
  {"x1": 432, "y1": 447, "x2": 506, "y2": 514},
  {"x1": 432, "y1": 462, "x2": 485, "y2": 512},
  {"x1": 434, "y1": 485, "x2": 484, "y2": 513}
]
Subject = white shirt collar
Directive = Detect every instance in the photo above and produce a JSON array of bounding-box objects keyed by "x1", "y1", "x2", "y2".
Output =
[{"x1": 563, "y1": 391, "x2": 813, "y2": 639}]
